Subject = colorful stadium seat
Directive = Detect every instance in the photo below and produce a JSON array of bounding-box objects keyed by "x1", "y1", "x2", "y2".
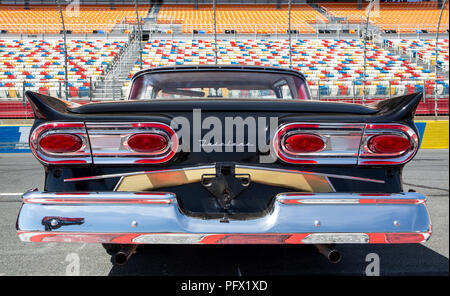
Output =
[
  {"x1": 319, "y1": 2, "x2": 449, "y2": 33},
  {"x1": 0, "y1": 5, "x2": 150, "y2": 34},
  {"x1": 390, "y1": 39, "x2": 449, "y2": 72},
  {"x1": 126, "y1": 39, "x2": 449, "y2": 98},
  {"x1": 157, "y1": 4, "x2": 327, "y2": 34},
  {"x1": 0, "y1": 39, "x2": 126, "y2": 98}
]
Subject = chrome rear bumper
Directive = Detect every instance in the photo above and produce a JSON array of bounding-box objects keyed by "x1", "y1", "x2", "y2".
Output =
[{"x1": 17, "y1": 191, "x2": 431, "y2": 244}]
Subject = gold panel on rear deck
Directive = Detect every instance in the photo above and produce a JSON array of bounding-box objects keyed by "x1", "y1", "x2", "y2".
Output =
[
  {"x1": 115, "y1": 167, "x2": 216, "y2": 192},
  {"x1": 115, "y1": 166, "x2": 334, "y2": 193},
  {"x1": 235, "y1": 167, "x2": 333, "y2": 192}
]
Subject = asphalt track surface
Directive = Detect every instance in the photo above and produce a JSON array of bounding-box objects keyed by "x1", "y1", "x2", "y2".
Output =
[{"x1": 0, "y1": 150, "x2": 448, "y2": 276}]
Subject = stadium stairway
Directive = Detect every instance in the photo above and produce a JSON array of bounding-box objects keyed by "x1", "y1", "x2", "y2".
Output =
[
  {"x1": 91, "y1": 33, "x2": 143, "y2": 100},
  {"x1": 383, "y1": 40, "x2": 432, "y2": 75},
  {"x1": 90, "y1": 4, "x2": 155, "y2": 100},
  {"x1": 308, "y1": 2, "x2": 332, "y2": 21},
  {"x1": 147, "y1": 2, "x2": 162, "y2": 23}
]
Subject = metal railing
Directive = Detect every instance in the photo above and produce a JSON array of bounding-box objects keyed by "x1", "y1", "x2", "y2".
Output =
[
  {"x1": 0, "y1": 21, "x2": 447, "y2": 37},
  {"x1": 0, "y1": 23, "x2": 136, "y2": 35},
  {"x1": 0, "y1": 78, "x2": 448, "y2": 102},
  {"x1": 0, "y1": 78, "x2": 127, "y2": 101},
  {"x1": 0, "y1": 82, "x2": 447, "y2": 120}
]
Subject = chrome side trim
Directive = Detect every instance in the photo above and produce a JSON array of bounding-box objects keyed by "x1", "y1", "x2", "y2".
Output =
[
  {"x1": 64, "y1": 165, "x2": 216, "y2": 182},
  {"x1": 23, "y1": 191, "x2": 176, "y2": 205},
  {"x1": 17, "y1": 231, "x2": 431, "y2": 244},
  {"x1": 276, "y1": 192, "x2": 426, "y2": 204},
  {"x1": 235, "y1": 165, "x2": 385, "y2": 184},
  {"x1": 302, "y1": 233, "x2": 370, "y2": 244}
]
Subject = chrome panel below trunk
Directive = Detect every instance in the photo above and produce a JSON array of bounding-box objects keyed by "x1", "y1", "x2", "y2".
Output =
[{"x1": 17, "y1": 191, "x2": 431, "y2": 244}]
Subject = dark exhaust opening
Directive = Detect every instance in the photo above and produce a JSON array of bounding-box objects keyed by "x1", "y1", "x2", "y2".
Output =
[{"x1": 113, "y1": 245, "x2": 138, "y2": 265}]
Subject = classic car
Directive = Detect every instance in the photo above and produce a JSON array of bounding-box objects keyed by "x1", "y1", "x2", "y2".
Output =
[{"x1": 16, "y1": 65, "x2": 431, "y2": 265}]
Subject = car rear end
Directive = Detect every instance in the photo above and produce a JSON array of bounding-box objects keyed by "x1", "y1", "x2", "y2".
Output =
[{"x1": 16, "y1": 66, "x2": 431, "y2": 263}]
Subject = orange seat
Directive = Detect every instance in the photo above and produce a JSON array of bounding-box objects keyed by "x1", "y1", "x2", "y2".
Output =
[
  {"x1": 319, "y1": 2, "x2": 449, "y2": 33},
  {"x1": 0, "y1": 4, "x2": 150, "y2": 34},
  {"x1": 156, "y1": 4, "x2": 327, "y2": 34}
]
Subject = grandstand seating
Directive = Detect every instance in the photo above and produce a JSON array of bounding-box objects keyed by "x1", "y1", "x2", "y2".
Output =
[
  {"x1": 125, "y1": 39, "x2": 449, "y2": 99},
  {"x1": 320, "y1": 2, "x2": 449, "y2": 33},
  {"x1": 0, "y1": 39, "x2": 126, "y2": 99},
  {"x1": 0, "y1": 5, "x2": 150, "y2": 34},
  {"x1": 390, "y1": 39, "x2": 449, "y2": 72},
  {"x1": 0, "y1": 37, "x2": 447, "y2": 117},
  {"x1": 0, "y1": 2, "x2": 448, "y2": 117},
  {"x1": 157, "y1": 4, "x2": 327, "y2": 34}
]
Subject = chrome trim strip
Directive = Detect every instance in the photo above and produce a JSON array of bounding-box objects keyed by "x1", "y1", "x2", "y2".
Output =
[
  {"x1": 17, "y1": 231, "x2": 431, "y2": 244},
  {"x1": 302, "y1": 233, "x2": 370, "y2": 244},
  {"x1": 113, "y1": 176, "x2": 125, "y2": 192},
  {"x1": 276, "y1": 192, "x2": 426, "y2": 204},
  {"x1": 22, "y1": 191, "x2": 177, "y2": 205},
  {"x1": 325, "y1": 176, "x2": 337, "y2": 192},
  {"x1": 64, "y1": 165, "x2": 216, "y2": 182},
  {"x1": 235, "y1": 165, "x2": 385, "y2": 184}
]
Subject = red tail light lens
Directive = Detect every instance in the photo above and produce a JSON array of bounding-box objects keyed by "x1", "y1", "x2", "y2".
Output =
[
  {"x1": 127, "y1": 133, "x2": 168, "y2": 154},
  {"x1": 384, "y1": 233, "x2": 426, "y2": 243},
  {"x1": 359, "y1": 124, "x2": 419, "y2": 165},
  {"x1": 367, "y1": 135, "x2": 411, "y2": 154},
  {"x1": 39, "y1": 134, "x2": 83, "y2": 153},
  {"x1": 283, "y1": 133, "x2": 326, "y2": 154}
]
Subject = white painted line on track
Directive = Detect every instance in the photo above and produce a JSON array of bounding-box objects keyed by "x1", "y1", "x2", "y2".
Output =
[{"x1": 0, "y1": 193, "x2": 23, "y2": 196}]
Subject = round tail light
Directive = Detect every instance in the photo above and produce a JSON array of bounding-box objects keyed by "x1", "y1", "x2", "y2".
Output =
[
  {"x1": 127, "y1": 133, "x2": 169, "y2": 154},
  {"x1": 367, "y1": 135, "x2": 411, "y2": 154},
  {"x1": 283, "y1": 133, "x2": 326, "y2": 154},
  {"x1": 39, "y1": 134, "x2": 83, "y2": 153}
]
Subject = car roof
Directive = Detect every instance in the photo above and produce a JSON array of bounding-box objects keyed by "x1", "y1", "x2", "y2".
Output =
[{"x1": 131, "y1": 65, "x2": 307, "y2": 81}]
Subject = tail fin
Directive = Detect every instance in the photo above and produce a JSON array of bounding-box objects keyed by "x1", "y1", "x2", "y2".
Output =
[
  {"x1": 25, "y1": 91, "x2": 78, "y2": 120},
  {"x1": 374, "y1": 92, "x2": 423, "y2": 122}
]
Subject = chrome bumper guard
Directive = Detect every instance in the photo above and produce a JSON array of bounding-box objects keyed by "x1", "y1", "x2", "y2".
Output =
[{"x1": 17, "y1": 191, "x2": 432, "y2": 244}]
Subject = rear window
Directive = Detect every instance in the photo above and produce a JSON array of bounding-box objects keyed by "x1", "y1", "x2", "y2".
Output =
[{"x1": 128, "y1": 70, "x2": 310, "y2": 101}]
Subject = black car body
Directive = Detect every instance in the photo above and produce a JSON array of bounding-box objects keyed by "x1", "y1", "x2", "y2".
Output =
[{"x1": 16, "y1": 66, "x2": 431, "y2": 263}]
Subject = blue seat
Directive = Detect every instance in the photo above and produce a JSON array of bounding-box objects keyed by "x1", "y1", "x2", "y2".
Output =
[
  {"x1": 78, "y1": 87, "x2": 89, "y2": 97},
  {"x1": 376, "y1": 85, "x2": 387, "y2": 95}
]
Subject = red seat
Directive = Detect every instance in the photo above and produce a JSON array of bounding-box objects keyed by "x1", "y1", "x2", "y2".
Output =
[
  {"x1": 69, "y1": 87, "x2": 79, "y2": 97},
  {"x1": 38, "y1": 87, "x2": 49, "y2": 95}
]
